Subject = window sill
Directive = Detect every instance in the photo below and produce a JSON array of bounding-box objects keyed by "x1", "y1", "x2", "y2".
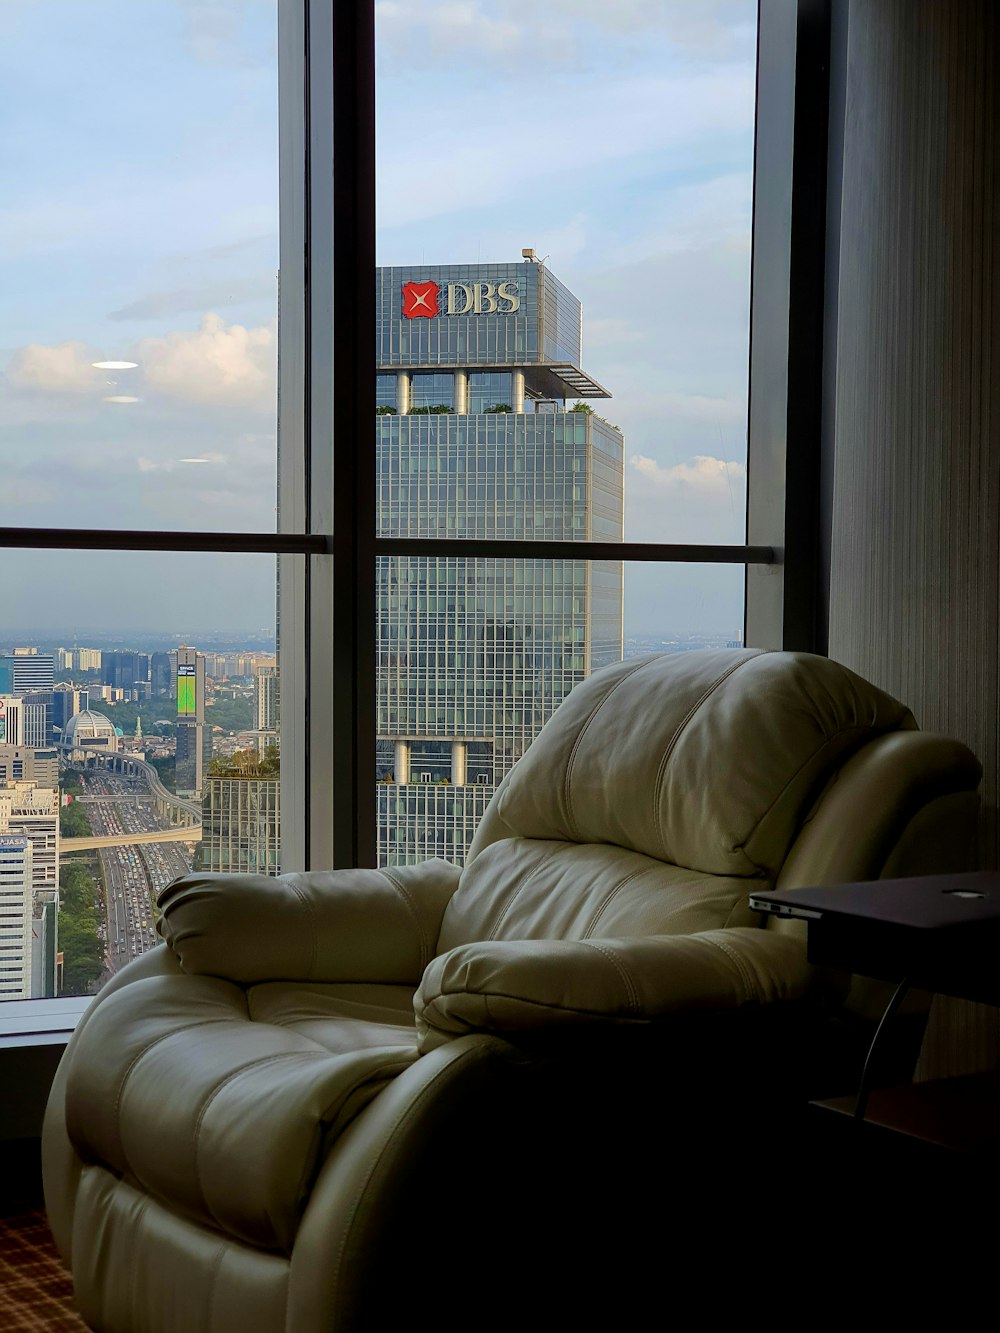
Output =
[{"x1": 0, "y1": 997, "x2": 90, "y2": 1050}]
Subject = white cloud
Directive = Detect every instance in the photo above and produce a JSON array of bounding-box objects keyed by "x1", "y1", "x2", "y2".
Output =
[
  {"x1": 375, "y1": 0, "x2": 755, "y2": 66},
  {"x1": 137, "y1": 313, "x2": 276, "y2": 408},
  {"x1": 631, "y1": 452, "x2": 745, "y2": 491},
  {"x1": 376, "y1": 2, "x2": 521, "y2": 61},
  {"x1": 5, "y1": 340, "x2": 103, "y2": 394},
  {"x1": 137, "y1": 452, "x2": 227, "y2": 474},
  {"x1": 627, "y1": 454, "x2": 745, "y2": 544},
  {"x1": 4, "y1": 313, "x2": 276, "y2": 411}
]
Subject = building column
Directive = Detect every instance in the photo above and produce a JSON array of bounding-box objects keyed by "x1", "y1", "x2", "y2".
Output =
[
  {"x1": 454, "y1": 369, "x2": 468, "y2": 414},
  {"x1": 451, "y1": 740, "x2": 467, "y2": 786},
  {"x1": 511, "y1": 369, "x2": 525, "y2": 413},
  {"x1": 396, "y1": 371, "x2": 411, "y2": 415},
  {"x1": 394, "y1": 740, "x2": 410, "y2": 784}
]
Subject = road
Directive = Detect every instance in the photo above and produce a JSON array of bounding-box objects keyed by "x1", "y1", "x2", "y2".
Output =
[
  {"x1": 62, "y1": 825, "x2": 202, "y2": 851},
  {"x1": 73, "y1": 772, "x2": 195, "y2": 975}
]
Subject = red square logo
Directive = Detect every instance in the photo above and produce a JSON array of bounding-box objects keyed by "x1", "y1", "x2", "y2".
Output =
[{"x1": 402, "y1": 280, "x2": 439, "y2": 319}]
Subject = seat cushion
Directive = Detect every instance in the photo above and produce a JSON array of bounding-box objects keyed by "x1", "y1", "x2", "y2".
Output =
[{"x1": 64, "y1": 974, "x2": 418, "y2": 1253}]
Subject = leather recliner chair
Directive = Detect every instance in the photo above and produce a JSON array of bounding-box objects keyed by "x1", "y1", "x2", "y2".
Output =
[{"x1": 43, "y1": 650, "x2": 981, "y2": 1330}]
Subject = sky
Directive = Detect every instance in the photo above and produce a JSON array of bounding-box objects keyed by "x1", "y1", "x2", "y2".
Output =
[{"x1": 0, "y1": 0, "x2": 756, "y2": 636}]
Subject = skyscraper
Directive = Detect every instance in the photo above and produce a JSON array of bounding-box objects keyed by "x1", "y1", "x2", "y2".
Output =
[
  {"x1": 203, "y1": 761, "x2": 280, "y2": 875},
  {"x1": 22, "y1": 692, "x2": 53, "y2": 747},
  {"x1": 254, "y1": 665, "x2": 280, "y2": 733},
  {"x1": 102, "y1": 652, "x2": 150, "y2": 694},
  {"x1": 175, "y1": 646, "x2": 207, "y2": 798},
  {"x1": 0, "y1": 697, "x2": 25, "y2": 747},
  {"x1": 0, "y1": 782, "x2": 59, "y2": 998},
  {"x1": 0, "y1": 782, "x2": 60, "y2": 908},
  {"x1": 0, "y1": 653, "x2": 54, "y2": 694},
  {"x1": 0, "y1": 749, "x2": 59, "y2": 787},
  {"x1": 0, "y1": 834, "x2": 33, "y2": 999},
  {"x1": 375, "y1": 260, "x2": 624, "y2": 866},
  {"x1": 73, "y1": 649, "x2": 103, "y2": 673},
  {"x1": 52, "y1": 685, "x2": 89, "y2": 736},
  {"x1": 150, "y1": 651, "x2": 175, "y2": 699}
]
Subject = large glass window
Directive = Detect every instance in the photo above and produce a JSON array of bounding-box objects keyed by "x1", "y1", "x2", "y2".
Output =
[
  {"x1": 0, "y1": 551, "x2": 286, "y2": 1001},
  {"x1": 2, "y1": 0, "x2": 777, "y2": 1011},
  {"x1": 0, "y1": 2, "x2": 279, "y2": 534},
  {"x1": 0, "y1": 2, "x2": 301, "y2": 1008},
  {"x1": 373, "y1": 2, "x2": 757, "y2": 864}
]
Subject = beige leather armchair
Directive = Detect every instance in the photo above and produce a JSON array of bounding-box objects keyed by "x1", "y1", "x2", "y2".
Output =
[{"x1": 43, "y1": 650, "x2": 981, "y2": 1331}]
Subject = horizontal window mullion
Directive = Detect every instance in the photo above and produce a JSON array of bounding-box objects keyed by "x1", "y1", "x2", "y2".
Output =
[
  {"x1": 374, "y1": 538, "x2": 775, "y2": 564},
  {"x1": 0, "y1": 527, "x2": 326, "y2": 556}
]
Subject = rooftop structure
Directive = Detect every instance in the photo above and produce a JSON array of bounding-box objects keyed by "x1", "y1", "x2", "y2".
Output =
[{"x1": 61, "y1": 710, "x2": 119, "y2": 755}]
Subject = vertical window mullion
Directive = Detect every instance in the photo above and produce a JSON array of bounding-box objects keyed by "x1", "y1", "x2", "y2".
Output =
[
  {"x1": 325, "y1": 0, "x2": 377, "y2": 867},
  {"x1": 277, "y1": 0, "x2": 309, "y2": 872}
]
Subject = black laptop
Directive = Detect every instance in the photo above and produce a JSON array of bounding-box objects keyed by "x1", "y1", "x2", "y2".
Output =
[{"x1": 749, "y1": 873, "x2": 1000, "y2": 1004}]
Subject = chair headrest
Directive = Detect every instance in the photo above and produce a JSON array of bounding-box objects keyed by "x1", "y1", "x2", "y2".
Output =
[{"x1": 468, "y1": 649, "x2": 915, "y2": 877}]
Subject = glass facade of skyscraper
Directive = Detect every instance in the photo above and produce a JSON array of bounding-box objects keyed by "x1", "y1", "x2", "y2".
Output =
[
  {"x1": 376, "y1": 262, "x2": 624, "y2": 866},
  {"x1": 203, "y1": 774, "x2": 280, "y2": 875}
]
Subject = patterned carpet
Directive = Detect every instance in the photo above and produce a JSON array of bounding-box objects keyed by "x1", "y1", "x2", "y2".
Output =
[{"x1": 0, "y1": 1210, "x2": 87, "y2": 1331}]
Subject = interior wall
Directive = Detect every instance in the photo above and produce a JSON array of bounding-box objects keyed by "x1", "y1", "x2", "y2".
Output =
[
  {"x1": 0, "y1": 1046, "x2": 65, "y2": 1143},
  {"x1": 828, "y1": 0, "x2": 1000, "y2": 1076}
]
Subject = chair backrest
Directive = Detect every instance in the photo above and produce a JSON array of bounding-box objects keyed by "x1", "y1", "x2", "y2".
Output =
[{"x1": 436, "y1": 649, "x2": 916, "y2": 952}]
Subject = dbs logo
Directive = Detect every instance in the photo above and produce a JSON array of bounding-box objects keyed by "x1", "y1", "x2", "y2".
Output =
[{"x1": 401, "y1": 281, "x2": 439, "y2": 319}]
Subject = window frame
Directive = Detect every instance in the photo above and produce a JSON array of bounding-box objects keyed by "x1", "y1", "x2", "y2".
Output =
[
  {"x1": 1, "y1": 0, "x2": 830, "y2": 1049},
  {"x1": 289, "y1": 0, "x2": 781, "y2": 873}
]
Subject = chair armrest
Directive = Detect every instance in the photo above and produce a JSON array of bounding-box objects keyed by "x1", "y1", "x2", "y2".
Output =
[
  {"x1": 157, "y1": 859, "x2": 461, "y2": 984},
  {"x1": 415, "y1": 927, "x2": 823, "y2": 1052}
]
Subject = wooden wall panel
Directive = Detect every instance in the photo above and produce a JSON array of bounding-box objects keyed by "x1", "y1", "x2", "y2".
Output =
[{"x1": 828, "y1": 0, "x2": 1000, "y2": 1077}]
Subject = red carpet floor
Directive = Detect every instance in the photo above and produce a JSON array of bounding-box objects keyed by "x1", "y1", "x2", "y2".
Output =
[{"x1": 0, "y1": 1210, "x2": 87, "y2": 1331}]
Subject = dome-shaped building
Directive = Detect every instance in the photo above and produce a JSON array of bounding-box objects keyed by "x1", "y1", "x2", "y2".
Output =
[{"x1": 61, "y1": 710, "x2": 120, "y2": 759}]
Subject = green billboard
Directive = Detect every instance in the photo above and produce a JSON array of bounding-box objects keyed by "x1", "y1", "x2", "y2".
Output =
[{"x1": 177, "y1": 666, "x2": 197, "y2": 716}]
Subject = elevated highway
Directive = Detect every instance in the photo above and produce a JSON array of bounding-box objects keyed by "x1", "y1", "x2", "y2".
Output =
[
  {"x1": 62, "y1": 752, "x2": 202, "y2": 853},
  {"x1": 65, "y1": 753, "x2": 201, "y2": 823},
  {"x1": 63, "y1": 825, "x2": 202, "y2": 852}
]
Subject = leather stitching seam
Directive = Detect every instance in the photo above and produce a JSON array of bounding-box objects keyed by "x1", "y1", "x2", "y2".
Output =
[
  {"x1": 378, "y1": 868, "x2": 430, "y2": 970},
  {"x1": 422, "y1": 992, "x2": 647, "y2": 1023},
  {"x1": 486, "y1": 842, "x2": 561, "y2": 941},
  {"x1": 192, "y1": 1050, "x2": 318, "y2": 1235},
  {"x1": 563, "y1": 658, "x2": 654, "y2": 842},
  {"x1": 703, "y1": 935, "x2": 759, "y2": 1003},
  {"x1": 112, "y1": 1017, "x2": 236, "y2": 1126},
  {"x1": 732, "y1": 725, "x2": 880, "y2": 871},
  {"x1": 583, "y1": 866, "x2": 649, "y2": 938},
  {"x1": 286, "y1": 876, "x2": 319, "y2": 979},
  {"x1": 650, "y1": 652, "x2": 766, "y2": 861},
  {"x1": 126, "y1": 1193, "x2": 152, "y2": 1325},
  {"x1": 205, "y1": 1240, "x2": 228, "y2": 1332},
  {"x1": 581, "y1": 941, "x2": 639, "y2": 1013}
]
